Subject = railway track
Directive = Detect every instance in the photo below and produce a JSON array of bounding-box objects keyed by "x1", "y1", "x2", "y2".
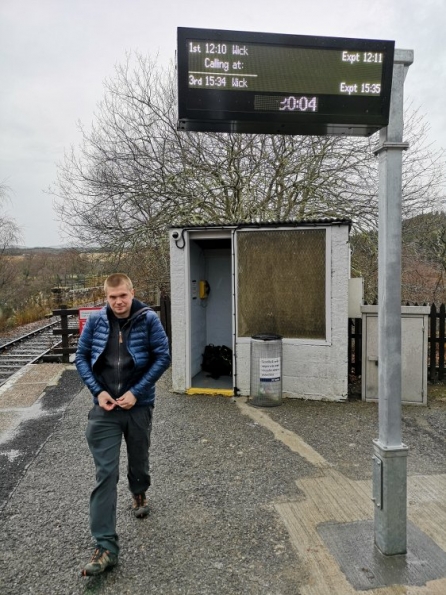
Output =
[{"x1": 0, "y1": 320, "x2": 79, "y2": 387}]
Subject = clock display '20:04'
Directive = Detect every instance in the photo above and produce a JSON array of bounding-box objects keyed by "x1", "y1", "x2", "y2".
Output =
[{"x1": 279, "y1": 96, "x2": 318, "y2": 112}]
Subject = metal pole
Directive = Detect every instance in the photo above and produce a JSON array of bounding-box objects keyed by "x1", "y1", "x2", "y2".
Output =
[{"x1": 372, "y1": 49, "x2": 414, "y2": 555}]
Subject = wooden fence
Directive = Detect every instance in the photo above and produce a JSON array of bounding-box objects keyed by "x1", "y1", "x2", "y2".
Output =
[
  {"x1": 429, "y1": 303, "x2": 446, "y2": 382},
  {"x1": 348, "y1": 317, "x2": 362, "y2": 378},
  {"x1": 349, "y1": 304, "x2": 446, "y2": 382}
]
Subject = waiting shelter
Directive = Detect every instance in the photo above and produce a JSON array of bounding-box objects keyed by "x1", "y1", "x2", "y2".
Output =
[{"x1": 170, "y1": 220, "x2": 351, "y2": 400}]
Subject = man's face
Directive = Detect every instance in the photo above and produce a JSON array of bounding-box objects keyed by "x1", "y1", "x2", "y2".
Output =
[{"x1": 106, "y1": 283, "x2": 134, "y2": 319}]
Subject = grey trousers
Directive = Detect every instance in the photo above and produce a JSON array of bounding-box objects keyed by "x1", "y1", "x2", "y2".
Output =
[{"x1": 85, "y1": 404, "x2": 154, "y2": 555}]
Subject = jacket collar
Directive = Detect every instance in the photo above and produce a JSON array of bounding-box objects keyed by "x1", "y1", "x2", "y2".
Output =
[{"x1": 105, "y1": 298, "x2": 150, "y2": 323}]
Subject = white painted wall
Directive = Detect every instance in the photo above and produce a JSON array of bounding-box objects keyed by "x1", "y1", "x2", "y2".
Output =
[{"x1": 170, "y1": 229, "x2": 188, "y2": 392}]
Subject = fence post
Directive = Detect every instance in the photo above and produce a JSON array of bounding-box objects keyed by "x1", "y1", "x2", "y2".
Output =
[
  {"x1": 348, "y1": 319, "x2": 352, "y2": 376},
  {"x1": 439, "y1": 305, "x2": 445, "y2": 381},
  {"x1": 49, "y1": 306, "x2": 78, "y2": 362},
  {"x1": 430, "y1": 304, "x2": 437, "y2": 382},
  {"x1": 355, "y1": 317, "x2": 362, "y2": 376},
  {"x1": 348, "y1": 318, "x2": 363, "y2": 378},
  {"x1": 59, "y1": 305, "x2": 70, "y2": 364}
]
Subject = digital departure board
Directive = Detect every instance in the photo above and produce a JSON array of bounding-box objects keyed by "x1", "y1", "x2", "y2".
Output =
[{"x1": 177, "y1": 28, "x2": 395, "y2": 136}]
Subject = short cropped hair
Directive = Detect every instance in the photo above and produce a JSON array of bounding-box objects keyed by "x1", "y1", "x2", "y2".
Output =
[{"x1": 104, "y1": 273, "x2": 133, "y2": 294}]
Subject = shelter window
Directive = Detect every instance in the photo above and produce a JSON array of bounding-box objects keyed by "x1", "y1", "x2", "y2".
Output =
[{"x1": 237, "y1": 229, "x2": 326, "y2": 339}]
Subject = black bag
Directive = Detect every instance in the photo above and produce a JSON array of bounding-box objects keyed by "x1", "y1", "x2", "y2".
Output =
[{"x1": 201, "y1": 344, "x2": 232, "y2": 379}]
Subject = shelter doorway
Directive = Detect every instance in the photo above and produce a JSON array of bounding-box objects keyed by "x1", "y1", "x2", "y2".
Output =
[{"x1": 188, "y1": 236, "x2": 233, "y2": 393}]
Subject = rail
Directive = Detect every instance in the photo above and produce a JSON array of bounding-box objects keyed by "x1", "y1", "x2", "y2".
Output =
[{"x1": 0, "y1": 321, "x2": 62, "y2": 386}]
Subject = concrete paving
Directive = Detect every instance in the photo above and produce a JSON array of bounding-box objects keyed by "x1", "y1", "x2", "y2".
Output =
[{"x1": 1, "y1": 365, "x2": 446, "y2": 593}]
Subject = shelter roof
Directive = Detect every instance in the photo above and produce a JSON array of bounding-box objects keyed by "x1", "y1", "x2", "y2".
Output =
[{"x1": 170, "y1": 218, "x2": 352, "y2": 231}]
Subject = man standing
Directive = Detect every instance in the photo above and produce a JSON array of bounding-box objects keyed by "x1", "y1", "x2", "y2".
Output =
[{"x1": 76, "y1": 273, "x2": 170, "y2": 577}]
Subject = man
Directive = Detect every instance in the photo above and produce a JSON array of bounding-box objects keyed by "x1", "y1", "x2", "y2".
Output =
[{"x1": 76, "y1": 273, "x2": 170, "y2": 577}]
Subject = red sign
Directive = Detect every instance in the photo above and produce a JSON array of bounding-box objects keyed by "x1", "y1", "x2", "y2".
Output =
[{"x1": 78, "y1": 307, "x2": 101, "y2": 333}]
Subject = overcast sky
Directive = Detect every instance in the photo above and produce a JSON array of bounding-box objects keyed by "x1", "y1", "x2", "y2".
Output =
[{"x1": 0, "y1": 0, "x2": 444, "y2": 247}]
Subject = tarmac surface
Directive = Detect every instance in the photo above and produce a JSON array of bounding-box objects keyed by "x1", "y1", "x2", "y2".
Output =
[{"x1": 1, "y1": 364, "x2": 446, "y2": 594}]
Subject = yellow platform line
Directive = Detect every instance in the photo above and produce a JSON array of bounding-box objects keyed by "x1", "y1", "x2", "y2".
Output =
[{"x1": 186, "y1": 388, "x2": 233, "y2": 397}]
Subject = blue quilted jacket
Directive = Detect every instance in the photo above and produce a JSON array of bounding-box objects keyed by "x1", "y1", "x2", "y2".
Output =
[{"x1": 75, "y1": 300, "x2": 170, "y2": 406}]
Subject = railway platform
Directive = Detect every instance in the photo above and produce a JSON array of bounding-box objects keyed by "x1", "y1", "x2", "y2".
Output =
[{"x1": 2, "y1": 364, "x2": 446, "y2": 594}]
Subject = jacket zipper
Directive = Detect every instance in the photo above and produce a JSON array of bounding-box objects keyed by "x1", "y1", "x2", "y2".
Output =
[
  {"x1": 117, "y1": 328, "x2": 123, "y2": 396},
  {"x1": 115, "y1": 310, "x2": 146, "y2": 398},
  {"x1": 117, "y1": 323, "x2": 129, "y2": 396}
]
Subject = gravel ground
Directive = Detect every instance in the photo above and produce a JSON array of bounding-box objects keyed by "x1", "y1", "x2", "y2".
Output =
[
  {"x1": 2, "y1": 369, "x2": 446, "y2": 595},
  {"x1": 0, "y1": 374, "x2": 312, "y2": 595},
  {"x1": 267, "y1": 388, "x2": 446, "y2": 480},
  {"x1": 0, "y1": 368, "x2": 84, "y2": 512}
]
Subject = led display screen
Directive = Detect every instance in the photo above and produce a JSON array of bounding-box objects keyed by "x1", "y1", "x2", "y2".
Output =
[{"x1": 177, "y1": 28, "x2": 395, "y2": 136}]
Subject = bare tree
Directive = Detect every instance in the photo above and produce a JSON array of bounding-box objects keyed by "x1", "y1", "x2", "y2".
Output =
[
  {"x1": 0, "y1": 184, "x2": 21, "y2": 249},
  {"x1": 0, "y1": 184, "x2": 23, "y2": 307},
  {"x1": 51, "y1": 54, "x2": 445, "y2": 279}
]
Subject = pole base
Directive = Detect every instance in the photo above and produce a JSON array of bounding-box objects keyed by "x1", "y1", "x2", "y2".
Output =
[{"x1": 373, "y1": 439, "x2": 409, "y2": 555}]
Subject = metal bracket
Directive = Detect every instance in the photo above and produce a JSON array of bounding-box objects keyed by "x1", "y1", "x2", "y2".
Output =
[{"x1": 373, "y1": 141, "x2": 410, "y2": 156}]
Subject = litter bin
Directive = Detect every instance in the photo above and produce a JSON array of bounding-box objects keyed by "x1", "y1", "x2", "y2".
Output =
[{"x1": 250, "y1": 334, "x2": 283, "y2": 407}]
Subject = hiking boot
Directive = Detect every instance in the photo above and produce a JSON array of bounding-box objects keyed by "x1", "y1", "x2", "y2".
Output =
[
  {"x1": 132, "y1": 493, "x2": 150, "y2": 518},
  {"x1": 82, "y1": 547, "x2": 118, "y2": 576}
]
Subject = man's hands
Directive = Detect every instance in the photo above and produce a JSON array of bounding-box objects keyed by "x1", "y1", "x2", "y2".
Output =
[
  {"x1": 98, "y1": 390, "x2": 137, "y2": 411},
  {"x1": 116, "y1": 390, "x2": 137, "y2": 409},
  {"x1": 98, "y1": 391, "x2": 118, "y2": 411}
]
